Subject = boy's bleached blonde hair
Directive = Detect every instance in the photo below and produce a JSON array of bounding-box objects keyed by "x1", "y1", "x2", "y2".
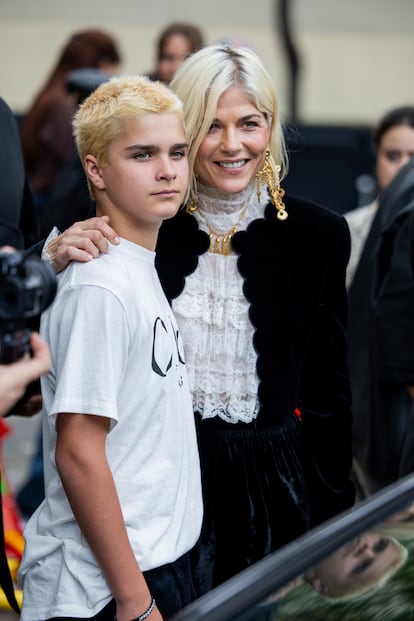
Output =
[
  {"x1": 169, "y1": 44, "x2": 288, "y2": 205},
  {"x1": 72, "y1": 74, "x2": 184, "y2": 197}
]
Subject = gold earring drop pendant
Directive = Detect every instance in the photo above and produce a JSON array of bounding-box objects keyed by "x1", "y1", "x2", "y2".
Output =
[
  {"x1": 256, "y1": 171, "x2": 262, "y2": 203},
  {"x1": 274, "y1": 176, "x2": 287, "y2": 221},
  {"x1": 186, "y1": 197, "x2": 198, "y2": 214},
  {"x1": 257, "y1": 151, "x2": 288, "y2": 221}
]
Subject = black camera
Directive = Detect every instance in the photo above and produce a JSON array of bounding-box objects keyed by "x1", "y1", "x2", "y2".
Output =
[{"x1": 0, "y1": 250, "x2": 57, "y2": 364}]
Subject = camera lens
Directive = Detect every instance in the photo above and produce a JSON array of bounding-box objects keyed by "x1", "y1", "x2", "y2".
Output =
[
  {"x1": 0, "y1": 276, "x2": 28, "y2": 319},
  {"x1": 24, "y1": 255, "x2": 57, "y2": 317},
  {"x1": 0, "y1": 250, "x2": 57, "y2": 363}
]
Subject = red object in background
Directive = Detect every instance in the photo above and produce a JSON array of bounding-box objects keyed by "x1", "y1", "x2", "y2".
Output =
[{"x1": 0, "y1": 419, "x2": 24, "y2": 561}]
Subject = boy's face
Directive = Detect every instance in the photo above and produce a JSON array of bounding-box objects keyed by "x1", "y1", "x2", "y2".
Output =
[{"x1": 89, "y1": 112, "x2": 188, "y2": 245}]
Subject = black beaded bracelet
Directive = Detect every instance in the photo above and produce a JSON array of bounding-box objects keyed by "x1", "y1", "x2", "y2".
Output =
[{"x1": 136, "y1": 597, "x2": 156, "y2": 621}]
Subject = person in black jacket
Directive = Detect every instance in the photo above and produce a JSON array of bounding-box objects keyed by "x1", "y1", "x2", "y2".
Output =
[
  {"x1": 0, "y1": 95, "x2": 49, "y2": 612},
  {"x1": 41, "y1": 44, "x2": 356, "y2": 597},
  {"x1": 348, "y1": 157, "x2": 414, "y2": 495},
  {"x1": 0, "y1": 97, "x2": 40, "y2": 249}
]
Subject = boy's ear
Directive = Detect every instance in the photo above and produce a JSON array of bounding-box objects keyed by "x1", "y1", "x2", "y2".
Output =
[{"x1": 84, "y1": 155, "x2": 106, "y2": 191}]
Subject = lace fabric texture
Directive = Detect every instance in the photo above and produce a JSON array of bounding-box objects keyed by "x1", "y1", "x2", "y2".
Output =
[{"x1": 172, "y1": 182, "x2": 267, "y2": 424}]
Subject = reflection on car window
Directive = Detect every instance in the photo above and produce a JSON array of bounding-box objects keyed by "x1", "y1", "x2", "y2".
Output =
[
  {"x1": 170, "y1": 488, "x2": 414, "y2": 621},
  {"x1": 249, "y1": 504, "x2": 414, "y2": 621}
]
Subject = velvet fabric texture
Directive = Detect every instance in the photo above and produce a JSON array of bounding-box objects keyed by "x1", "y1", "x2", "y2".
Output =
[{"x1": 156, "y1": 194, "x2": 355, "y2": 594}]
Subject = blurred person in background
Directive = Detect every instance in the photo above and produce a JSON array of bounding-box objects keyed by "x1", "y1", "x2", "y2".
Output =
[
  {"x1": 20, "y1": 29, "x2": 122, "y2": 211},
  {"x1": 343, "y1": 107, "x2": 414, "y2": 499},
  {"x1": 146, "y1": 22, "x2": 204, "y2": 84},
  {"x1": 0, "y1": 328, "x2": 50, "y2": 614},
  {"x1": 0, "y1": 96, "x2": 39, "y2": 248},
  {"x1": 0, "y1": 223, "x2": 50, "y2": 614},
  {"x1": 0, "y1": 94, "x2": 49, "y2": 423},
  {"x1": 344, "y1": 106, "x2": 414, "y2": 289},
  {"x1": 36, "y1": 67, "x2": 112, "y2": 238},
  {"x1": 347, "y1": 153, "x2": 414, "y2": 498}
]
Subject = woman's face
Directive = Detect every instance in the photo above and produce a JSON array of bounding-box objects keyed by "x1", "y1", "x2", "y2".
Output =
[
  {"x1": 376, "y1": 124, "x2": 414, "y2": 191},
  {"x1": 306, "y1": 532, "x2": 401, "y2": 596},
  {"x1": 194, "y1": 86, "x2": 270, "y2": 195},
  {"x1": 157, "y1": 34, "x2": 193, "y2": 84}
]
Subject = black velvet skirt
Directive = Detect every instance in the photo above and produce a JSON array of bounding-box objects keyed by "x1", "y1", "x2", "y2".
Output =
[{"x1": 191, "y1": 412, "x2": 311, "y2": 596}]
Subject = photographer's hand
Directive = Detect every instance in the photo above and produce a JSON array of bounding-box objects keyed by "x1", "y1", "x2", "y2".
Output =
[
  {"x1": 46, "y1": 216, "x2": 120, "y2": 273},
  {"x1": 0, "y1": 332, "x2": 50, "y2": 417}
]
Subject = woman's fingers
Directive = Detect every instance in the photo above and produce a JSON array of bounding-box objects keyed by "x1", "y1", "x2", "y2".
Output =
[{"x1": 47, "y1": 216, "x2": 120, "y2": 272}]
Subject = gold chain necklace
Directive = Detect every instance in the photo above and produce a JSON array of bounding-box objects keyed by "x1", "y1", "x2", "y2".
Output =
[{"x1": 190, "y1": 201, "x2": 250, "y2": 255}]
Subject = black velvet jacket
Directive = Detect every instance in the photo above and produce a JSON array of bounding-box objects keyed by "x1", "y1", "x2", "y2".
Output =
[{"x1": 156, "y1": 193, "x2": 356, "y2": 524}]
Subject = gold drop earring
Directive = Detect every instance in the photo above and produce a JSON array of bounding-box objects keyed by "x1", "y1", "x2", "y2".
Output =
[
  {"x1": 186, "y1": 196, "x2": 198, "y2": 214},
  {"x1": 186, "y1": 174, "x2": 198, "y2": 214},
  {"x1": 256, "y1": 150, "x2": 288, "y2": 221}
]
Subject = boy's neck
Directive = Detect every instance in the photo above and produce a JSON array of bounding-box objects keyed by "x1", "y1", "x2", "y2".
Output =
[{"x1": 96, "y1": 205, "x2": 160, "y2": 251}]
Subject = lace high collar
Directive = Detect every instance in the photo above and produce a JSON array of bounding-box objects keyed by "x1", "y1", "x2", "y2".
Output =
[{"x1": 194, "y1": 182, "x2": 266, "y2": 232}]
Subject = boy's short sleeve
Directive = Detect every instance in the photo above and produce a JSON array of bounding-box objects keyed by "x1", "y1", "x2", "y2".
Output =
[{"x1": 42, "y1": 283, "x2": 129, "y2": 429}]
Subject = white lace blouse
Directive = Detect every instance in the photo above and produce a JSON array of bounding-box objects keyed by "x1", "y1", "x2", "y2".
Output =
[{"x1": 172, "y1": 182, "x2": 268, "y2": 424}]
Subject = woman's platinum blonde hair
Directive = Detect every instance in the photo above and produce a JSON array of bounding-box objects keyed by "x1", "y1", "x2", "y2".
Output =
[{"x1": 169, "y1": 44, "x2": 288, "y2": 204}]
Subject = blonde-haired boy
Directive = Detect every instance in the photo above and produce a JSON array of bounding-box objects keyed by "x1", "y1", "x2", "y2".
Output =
[{"x1": 19, "y1": 75, "x2": 202, "y2": 621}]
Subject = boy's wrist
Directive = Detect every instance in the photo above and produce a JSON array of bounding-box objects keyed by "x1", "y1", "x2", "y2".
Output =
[
  {"x1": 115, "y1": 596, "x2": 156, "y2": 621},
  {"x1": 135, "y1": 596, "x2": 156, "y2": 621}
]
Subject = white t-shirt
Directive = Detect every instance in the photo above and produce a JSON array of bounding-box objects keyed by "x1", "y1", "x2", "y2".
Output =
[{"x1": 18, "y1": 238, "x2": 202, "y2": 620}]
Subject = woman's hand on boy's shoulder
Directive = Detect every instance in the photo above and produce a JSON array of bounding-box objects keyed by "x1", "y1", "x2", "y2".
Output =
[{"x1": 47, "y1": 216, "x2": 120, "y2": 273}]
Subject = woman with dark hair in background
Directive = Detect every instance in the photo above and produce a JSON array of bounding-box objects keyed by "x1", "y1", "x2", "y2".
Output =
[
  {"x1": 20, "y1": 29, "x2": 122, "y2": 210},
  {"x1": 344, "y1": 106, "x2": 414, "y2": 288},
  {"x1": 146, "y1": 22, "x2": 204, "y2": 84}
]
